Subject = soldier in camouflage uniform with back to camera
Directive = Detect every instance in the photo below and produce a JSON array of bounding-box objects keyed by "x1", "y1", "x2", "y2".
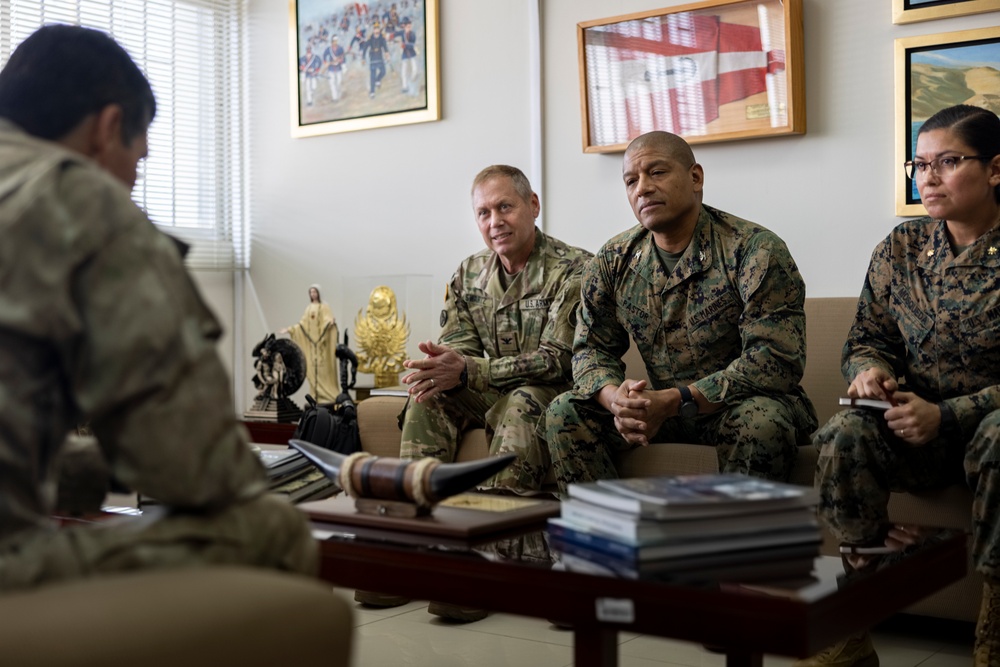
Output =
[
  {"x1": 362, "y1": 165, "x2": 590, "y2": 621},
  {"x1": 542, "y1": 131, "x2": 817, "y2": 493},
  {"x1": 803, "y1": 105, "x2": 1000, "y2": 667},
  {"x1": 0, "y1": 25, "x2": 316, "y2": 592}
]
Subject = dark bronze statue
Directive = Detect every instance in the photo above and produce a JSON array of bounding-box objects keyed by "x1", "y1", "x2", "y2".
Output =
[
  {"x1": 246, "y1": 334, "x2": 306, "y2": 422},
  {"x1": 336, "y1": 331, "x2": 358, "y2": 391}
]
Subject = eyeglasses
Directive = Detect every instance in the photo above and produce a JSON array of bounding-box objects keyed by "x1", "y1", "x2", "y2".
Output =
[{"x1": 903, "y1": 155, "x2": 990, "y2": 180}]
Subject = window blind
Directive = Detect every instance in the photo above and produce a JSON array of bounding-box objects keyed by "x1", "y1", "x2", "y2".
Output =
[{"x1": 0, "y1": 0, "x2": 249, "y2": 270}]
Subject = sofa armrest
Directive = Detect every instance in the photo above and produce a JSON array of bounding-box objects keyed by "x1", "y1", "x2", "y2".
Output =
[
  {"x1": 1, "y1": 566, "x2": 352, "y2": 667},
  {"x1": 358, "y1": 396, "x2": 408, "y2": 458}
]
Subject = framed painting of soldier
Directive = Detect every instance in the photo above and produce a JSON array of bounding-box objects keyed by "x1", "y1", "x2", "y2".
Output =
[
  {"x1": 289, "y1": 0, "x2": 440, "y2": 138},
  {"x1": 894, "y1": 26, "x2": 1000, "y2": 215},
  {"x1": 892, "y1": 0, "x2": 1000, "y2": 25},
  {"x1": 576, "y1": 0, "x2": 805, "y2": 153}
]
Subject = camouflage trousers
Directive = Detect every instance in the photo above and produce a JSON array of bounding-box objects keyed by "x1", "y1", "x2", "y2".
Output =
[
  {"x1": 814, "y1": 407, "x2": 1000, "y2": 578},
  {"x1": 399, "y1": 384, "x2": 569, "y2": 492},
  {"x1": 476, "y1": 530, "x2": 552, "y2": 565},
  {"x1": 0, "y1": 493, "x2": 318, "y2": 592},
  {"x1": 542, "y1": 392, "x2": 811, "y2": 494}
]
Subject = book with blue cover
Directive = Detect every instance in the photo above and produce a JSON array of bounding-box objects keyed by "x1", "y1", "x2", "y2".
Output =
[
  {"x1": 552, "y1": 535, "x2": 820, "y2": 581},
  {"x1": 588, "y1": 473, "x2": 818, "y2": 518},
  {"x1": 550, "y1": 505, "x2": 818, "y2": 549},
  {"x1": 548, "y1": 516, "x2": 820, "y2": 561}
]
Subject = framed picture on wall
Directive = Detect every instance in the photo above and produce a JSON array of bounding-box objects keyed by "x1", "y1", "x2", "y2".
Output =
[
  {"x1": 289, "y1": 0, "x2": 440, "y2": 138},
  {"x1": 894, "y1": 26, "x2": 1000, "y2": 216},
  {"x1": 892, "y1": 0, "x2": 1000, "y2": 25},
  {"x1": 576, "y1": 0, "x2": 805, "y2": 153}
]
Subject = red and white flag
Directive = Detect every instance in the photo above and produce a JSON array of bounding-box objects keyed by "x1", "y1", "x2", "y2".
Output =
[{"x1": 585, "y1": 12, "x2": 785, "y2": 144}]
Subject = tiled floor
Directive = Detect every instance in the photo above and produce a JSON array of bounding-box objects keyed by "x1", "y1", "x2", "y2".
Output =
[{"x1": 335, "y1": 590, "x2": 975, "y2": 667}]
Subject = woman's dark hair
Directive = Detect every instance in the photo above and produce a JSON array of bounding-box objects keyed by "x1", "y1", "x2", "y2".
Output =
[
  {"x1": 919, "y1": 104, "x2": 1000, "y2": 202},
  {"x1": 0, "y1": 24, "x2": 155, "y2": 144}
]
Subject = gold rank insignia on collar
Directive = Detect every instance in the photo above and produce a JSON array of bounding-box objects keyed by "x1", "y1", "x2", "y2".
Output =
[
  {"x1": 927, "y1": 249, "x2": 934, "y2": 257},
  {"x1": 990, "y1": 247, "x2": 998, "y2": 256}
]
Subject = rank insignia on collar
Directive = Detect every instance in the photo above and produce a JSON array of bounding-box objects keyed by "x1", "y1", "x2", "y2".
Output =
[
  {"x1": 927, "y1": 249, "x2": 934, "y2": 257},
  {"x1": 699, "y1": 251, "x2": 705, "y2": 262},
  {"x1": 990, "y1": 247, "x2": 998, "y2": 256},
  {"x1": 634, "y1": 251, "x2": 642, "y2": 262}
]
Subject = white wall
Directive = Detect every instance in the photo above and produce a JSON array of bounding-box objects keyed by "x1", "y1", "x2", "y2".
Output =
[{"x1": 219, "y1": 0, "x2": 997, "y2": 409}]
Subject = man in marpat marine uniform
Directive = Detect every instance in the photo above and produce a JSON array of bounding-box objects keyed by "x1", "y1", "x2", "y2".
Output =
[{"x1": 543, "y1": 131, "x2": 817, "y2": 493}]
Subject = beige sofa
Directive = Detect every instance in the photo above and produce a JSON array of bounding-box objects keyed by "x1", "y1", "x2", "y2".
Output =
[
  {"x1": 1, "y1": 566, "x2": 353, "y2": 667},
  {"x1": 357, "y1": 297, "x2": 980, "y2": 622}
]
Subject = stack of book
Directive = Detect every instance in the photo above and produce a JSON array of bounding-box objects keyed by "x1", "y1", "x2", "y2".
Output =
[
  {"x1": 260, "y1": 448, "x2": 338, "y2": 504},
  {"x1": 550, "y1": 473, "x2": 822, "y2": 583}
]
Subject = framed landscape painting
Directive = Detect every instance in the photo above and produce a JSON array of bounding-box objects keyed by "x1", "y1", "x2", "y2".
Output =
[
  {"x1": 895, "y1": 26, "x2": 1000, "y2": 216},
  {"x1": 893, "y1": 0, "x2": 1000, "y2": 25},
  {"x1": 289, "y1": 0, "x2": 440, "y2": 138},
  {"x1": 577, "y1": 0, "x2": 805, "y2": 153}
]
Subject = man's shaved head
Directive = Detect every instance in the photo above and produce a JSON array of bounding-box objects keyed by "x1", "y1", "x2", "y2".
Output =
[{"x1": 624, "y1": 131, "x2": 696, "y2": 171}]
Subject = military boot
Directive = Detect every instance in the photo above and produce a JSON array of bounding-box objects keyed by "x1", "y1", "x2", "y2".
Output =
[
  {"x1": 427, "y1": 601, "x2": 488, "y2": 623},
  {"x1": 354, "y1": 590, "x2": 411, "y2": 608},
  {"x1": 792, "y1": 630, "x2": 878, "y2": 667},
  {"x1": 975, "y1": 579, "x2": 1000, "y2": 667}
]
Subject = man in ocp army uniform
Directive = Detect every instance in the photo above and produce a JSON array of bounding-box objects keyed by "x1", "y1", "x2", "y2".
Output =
[
  {"x1": 542, "y1": 131, "x2": 817, "y2": 492},
  {"x1": 399, "y1": 164, "x2": 592, "y2": 494},
  {"x1": 373, "y1": 165, "x2": 591, "y2": 621}
]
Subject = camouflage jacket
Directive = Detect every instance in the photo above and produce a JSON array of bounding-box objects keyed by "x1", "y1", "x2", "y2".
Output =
[
  {"x1": 439, "y1": 229, "x2": 592, "y2": 393},
  {"x1": 0, "y1": 121, "x2": 265, "y2": 547},
  {"x1": 574, "y1": 205, "x2": 813, "y2": 415},
  {"x1": 845, "y1": 217, "x2": 1000, "y2": 434}
]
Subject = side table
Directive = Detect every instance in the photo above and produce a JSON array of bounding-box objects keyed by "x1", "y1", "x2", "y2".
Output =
[{"x1": 242, "y1": 420, "x2": 296, "y2": 445}]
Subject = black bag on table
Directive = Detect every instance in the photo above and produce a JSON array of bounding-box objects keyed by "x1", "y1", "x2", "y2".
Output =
[{"x1": 292, "y1": 393, "x2": 362, "y2": 455}]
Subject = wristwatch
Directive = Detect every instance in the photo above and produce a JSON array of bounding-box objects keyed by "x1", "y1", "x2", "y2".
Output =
[{"x1": 677, "y1": 386, "x2": 699, "y2": 419}]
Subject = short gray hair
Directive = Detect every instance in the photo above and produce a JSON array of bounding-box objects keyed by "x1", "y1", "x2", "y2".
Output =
[{"x1": 471, "y1": 165, "x2": 534, "y2": 203}]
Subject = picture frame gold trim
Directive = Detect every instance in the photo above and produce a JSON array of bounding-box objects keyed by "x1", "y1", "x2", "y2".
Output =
[
  {"x1": 576, "y1": 0, "x2": 805, "y2": 153},
  {"x1": 894, "y1": 26, "x2": 1000, "y2": 216},
  {"x1": 289, "y1": 0, "x2": 440, "y2": 138},
  {"x1": 892, "y1": 0, "x2": 1000, "y2": 26}
]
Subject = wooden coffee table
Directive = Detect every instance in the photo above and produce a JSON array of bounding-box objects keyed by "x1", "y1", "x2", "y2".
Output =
[{"x1": 308, "y1": 516, "x2": 966, "y2": 667}]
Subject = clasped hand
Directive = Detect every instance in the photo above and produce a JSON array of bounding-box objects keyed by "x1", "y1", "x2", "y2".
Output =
[
  {"x1": 601, "y1": 379, "x2": 675, "y2": 447},
  {"x1": 848, "y1": 368, "x2": 941, "y2": 445},
  {"x1": 401, "y1": 340, "x2": 465, "y2": 403}
]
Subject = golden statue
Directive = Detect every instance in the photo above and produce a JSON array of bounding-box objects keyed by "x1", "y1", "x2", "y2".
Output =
[{"x1": 354, "y1": 285, "x2": 410, "y2": 387}]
